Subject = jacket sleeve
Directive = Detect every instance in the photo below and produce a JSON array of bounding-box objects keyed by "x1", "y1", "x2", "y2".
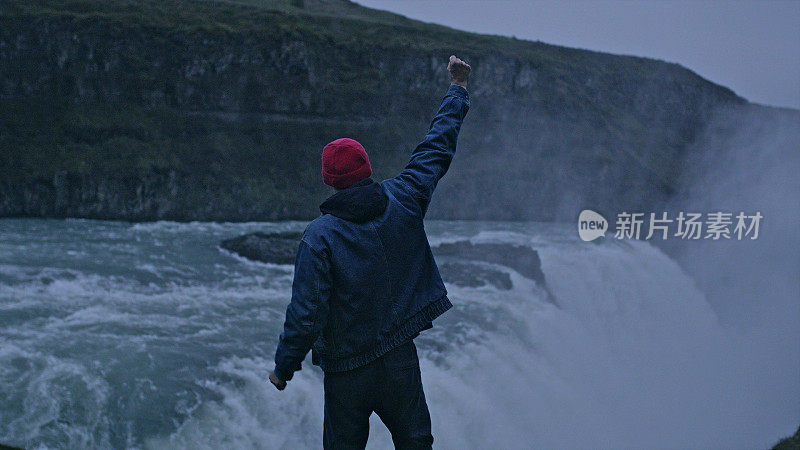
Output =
[
  {"x1": 273, "y1": 238, "x2": 332, "y2": 381},
  {"x1": 388, "y1": 84, "x2": 470, "y2": 217}
]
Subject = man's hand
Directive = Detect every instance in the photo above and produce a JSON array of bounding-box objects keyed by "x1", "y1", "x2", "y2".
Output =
[
  {"x1": 269, "y1": 370, "x2": 287, "y2": 391},
  {"x1": 447, "y1": 55, "x2": 471, "y2": 88}
]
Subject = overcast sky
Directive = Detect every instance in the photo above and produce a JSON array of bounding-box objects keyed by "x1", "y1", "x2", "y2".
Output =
[{"x1": 355, "y1": 0, "x2": 800, "y2": 109}]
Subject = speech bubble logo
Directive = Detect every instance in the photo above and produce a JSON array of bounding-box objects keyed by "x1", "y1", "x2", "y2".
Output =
[{"x1": 578, "y1": 209, "x2": 608, "y2": 241}]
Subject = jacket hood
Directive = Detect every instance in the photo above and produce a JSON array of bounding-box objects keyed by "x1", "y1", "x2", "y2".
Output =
[{"x1": 319, "y1": 178, "x2": 388, "y2": 223}]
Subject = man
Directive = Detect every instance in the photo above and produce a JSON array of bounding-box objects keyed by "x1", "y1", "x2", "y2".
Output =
[{"x1": 270, "y1": 55, "x2": 471, "y2": 449}]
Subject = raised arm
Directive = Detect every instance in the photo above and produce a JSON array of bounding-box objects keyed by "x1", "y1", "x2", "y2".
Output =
[{"x1": 387, "y1": 55, "x2": 471, "y2": 217}]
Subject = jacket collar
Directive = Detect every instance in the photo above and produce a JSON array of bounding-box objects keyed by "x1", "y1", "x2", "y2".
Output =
[{"x1": 319, "y1": 178, "x2": 388, "y2": 223}]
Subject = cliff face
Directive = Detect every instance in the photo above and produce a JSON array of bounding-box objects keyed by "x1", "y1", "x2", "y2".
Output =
[{"x1": 0, "y1": 0, "x2": 757, "y2": 221}]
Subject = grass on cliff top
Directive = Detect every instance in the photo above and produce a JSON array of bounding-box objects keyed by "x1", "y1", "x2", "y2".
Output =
[
  {"x1": 0, "y1": 0, "x2": 736, "y2": 95},
  {"x1": 771, "y1": 425, "x2": 800, "y2": 450}
]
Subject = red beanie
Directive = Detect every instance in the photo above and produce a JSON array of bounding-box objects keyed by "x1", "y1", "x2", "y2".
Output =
[{"x1": 321, "y1": 138, "x2": 372, "y2": 189}]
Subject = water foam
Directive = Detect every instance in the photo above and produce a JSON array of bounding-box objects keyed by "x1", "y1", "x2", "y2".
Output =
[{"x1": 0, "y1": 219, "x2": 793, "y2": 448}]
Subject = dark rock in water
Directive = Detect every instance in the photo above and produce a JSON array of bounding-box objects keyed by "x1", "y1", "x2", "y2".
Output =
[
  {"x1": 220, "y1": 231, "x2": 303, "y2": 265},
  {"x1": 431, "y1": 241, "x2": 546, "y2": 286},
  {"x1": 0, "y1": 443, "x2": 24, "y2": 450},
  {"x1": 432, "y1": 240, "x2": 556, "y2": 305},
  {"x1": 438, "y1": 262, "x2": 513, "y2": 290},
  {"x1": 220, "y1": 233, "x2": 555, "y2": 304}
]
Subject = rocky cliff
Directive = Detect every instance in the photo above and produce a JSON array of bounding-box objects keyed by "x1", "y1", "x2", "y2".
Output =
[{"x1": 0, "y1": 0, "x2": 770, "y2": 221}]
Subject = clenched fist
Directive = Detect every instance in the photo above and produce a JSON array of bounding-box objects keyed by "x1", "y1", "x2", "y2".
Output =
[{"x1": 447, "y1": 55, "x2": 471, "y2": 88}]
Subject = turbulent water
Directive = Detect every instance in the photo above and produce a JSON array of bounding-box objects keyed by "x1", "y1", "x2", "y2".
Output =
[{"x1": 0, "y1": 218, "x2": 796, "y2": 449}]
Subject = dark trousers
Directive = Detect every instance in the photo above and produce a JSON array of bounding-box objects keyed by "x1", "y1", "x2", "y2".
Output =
[{"x1": 323, "y1": 340, "x2": 433, "y2": 449}]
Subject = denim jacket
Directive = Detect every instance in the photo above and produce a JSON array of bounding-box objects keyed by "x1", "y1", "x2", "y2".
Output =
[{"x1": 274, "y1": 84, "x2": 470, "y2": 380}]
